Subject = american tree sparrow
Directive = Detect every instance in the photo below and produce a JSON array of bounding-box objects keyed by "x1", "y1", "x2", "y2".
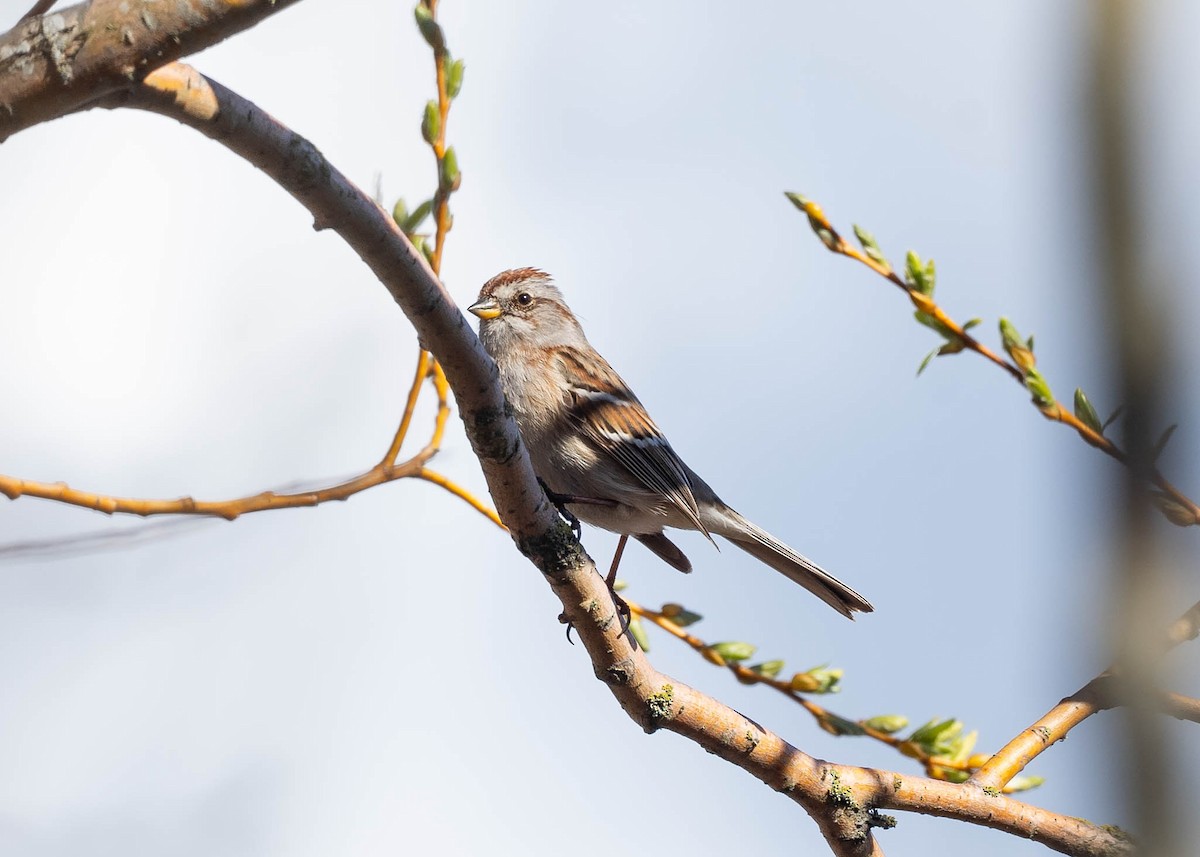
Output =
[{"x1": 468, "y1": 268, "x2": 873, "y2": 619}]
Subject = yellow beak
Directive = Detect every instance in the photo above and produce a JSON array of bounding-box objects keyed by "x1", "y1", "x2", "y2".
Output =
[{"x1": 468, "y1": 298, "x2": 502, "y2": 320}]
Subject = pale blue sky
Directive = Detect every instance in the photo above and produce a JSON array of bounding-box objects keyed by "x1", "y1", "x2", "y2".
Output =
[{"x1": 1, "y1": 2, "x2": 1198, "y2": 855}]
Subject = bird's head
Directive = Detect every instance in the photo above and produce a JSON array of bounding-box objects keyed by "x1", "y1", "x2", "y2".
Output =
[{"x1": 468, "y1": 268, "x2": 587, "y2": 353}]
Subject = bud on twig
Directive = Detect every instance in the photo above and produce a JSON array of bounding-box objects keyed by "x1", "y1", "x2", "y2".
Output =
[
  {"x1": 421, "y1": 100, "x2": 441, "y2": 144},
  {"x1": 446, "y1": 58, "x2": 465, "y2": 98},
  {"x1": 414, "y1": 4, "x2": 446, "y2": 54}
]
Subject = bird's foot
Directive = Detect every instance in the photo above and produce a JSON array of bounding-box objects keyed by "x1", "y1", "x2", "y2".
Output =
[
  {"x1": 557, "y1": 612, "x2": 576, "y2": 645},
  {"x1": 536, "y1": 478, "x2": 616, "y2": 541}
]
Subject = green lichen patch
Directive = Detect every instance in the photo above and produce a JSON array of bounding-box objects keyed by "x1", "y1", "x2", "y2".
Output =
[
  {"x1": 647, "y1": 684, "x2": 675, "y2": 721},
  {"x1": 868, "y1": 812, "x2": 897, "y2": 830}
]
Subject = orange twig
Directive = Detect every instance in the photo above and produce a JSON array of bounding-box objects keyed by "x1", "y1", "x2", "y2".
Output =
[
  {"x1": 0, "y1": 460, "x2": 420, "y2": 521},
  {"x1": 0, "y1": 8, "x2": 501, "y2": 536},
  {"x1": 629, "y1": 600, "x2": 995, "y2": 784},
  {"x1": 383, "y1": 349, "x2": 432, "y2": 466},
  {"x1": 795, "y1": 196, "x2": 1200, "y2": 527},
  {"x1": 418, "y1": 469, "x2": 504, "y2": 528}
]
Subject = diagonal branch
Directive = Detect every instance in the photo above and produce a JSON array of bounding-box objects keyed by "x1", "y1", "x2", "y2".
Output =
[
  {"x1": 970, "y1": 599, "x2": 1200, "y2": 791},
  {"x1": 0, "y1": 0, "x2": 304, "y2": 143},
  {"x1": 790, "y1": 196, "x2": 1200, "y2": 528}
]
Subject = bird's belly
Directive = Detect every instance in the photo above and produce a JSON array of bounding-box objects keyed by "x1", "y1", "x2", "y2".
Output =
[
  {"x1": 525, "y1": 433, "x2": 675, "y2": 536},
  {"x1": 569, "y1": 499, "x2": 670, "y2": 536}
]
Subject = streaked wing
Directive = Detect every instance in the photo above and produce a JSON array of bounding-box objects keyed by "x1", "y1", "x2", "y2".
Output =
[{"x1": 554, "y1": 347, "x2": 712, "y2": 539}]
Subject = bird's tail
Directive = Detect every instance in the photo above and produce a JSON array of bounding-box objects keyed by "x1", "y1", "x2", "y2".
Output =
[{"x1": 710, "y1": 507, "x2": 873, "y2": 619}]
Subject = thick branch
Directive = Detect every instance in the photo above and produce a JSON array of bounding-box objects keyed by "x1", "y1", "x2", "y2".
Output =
[
  {"x1": 105, "y1": 63, "x2": 559, "y2": 544},
  {"x1": 0, "y1": 0, "x2": 303, "y2": 142}
]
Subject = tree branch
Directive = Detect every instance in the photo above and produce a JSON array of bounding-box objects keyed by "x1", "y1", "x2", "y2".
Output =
[
  {"x1": 788, "y1": 196, "x2": 1200, "y2": 528},
  {"x1": 59, "y1": 61, "x2": 1126, "y2": 857},
  {"x1": 0, "y1": 0, "x2": 304, "y2": 143},
  {"x1": 970, "y1": 599, "x2": 1200, "y2": 791}
]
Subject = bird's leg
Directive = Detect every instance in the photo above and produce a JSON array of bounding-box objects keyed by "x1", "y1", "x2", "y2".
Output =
[
  {"x1": 537, "y1": 477, "x2": 616, "y2": 541},
  {"x1": 606, "y1": 534, "x2": 632, "y2": 630},
  {"x1": 538, "y1": 481, "x2": 626, "y2": 641},
  {"x1": 557, "y1": 534, "x2": 628, "y2": 644}
]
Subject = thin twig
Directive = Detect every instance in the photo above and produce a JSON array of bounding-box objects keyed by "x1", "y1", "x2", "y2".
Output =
[
  {"x1": 630, "y1": 601, "x2": 1000, "y2": 784},
  {"x1": 0, "y1": 2, "x2": 497, "y2": 539},
  {"x1": 794, "y1": 198, "x2": 1200, "y2": 527}
]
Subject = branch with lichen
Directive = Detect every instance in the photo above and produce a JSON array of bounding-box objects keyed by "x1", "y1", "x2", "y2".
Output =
[
  {"x1": 0, "y1": 0, "x2": 497, "y2": 537},
  {"x1": 786, "y1": 193, "x2": 1200, "y2": 528},
  {"x1": 626, "y1": 596, "x2": 1042, "y2": 792}
]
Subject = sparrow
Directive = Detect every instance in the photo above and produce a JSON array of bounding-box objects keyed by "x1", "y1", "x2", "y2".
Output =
[{"x1": 468, "y1": 268, "x2": 872, "y2": 619}]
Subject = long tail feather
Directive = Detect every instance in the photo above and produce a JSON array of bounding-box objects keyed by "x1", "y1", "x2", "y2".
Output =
[{"x1": 709, "y1": 507, "x2": 873, "y2": 619}]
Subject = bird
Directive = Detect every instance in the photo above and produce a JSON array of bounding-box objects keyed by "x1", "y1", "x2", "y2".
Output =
[{"x1": 467, "y1": 267, "x2": 873, "y2": 619}]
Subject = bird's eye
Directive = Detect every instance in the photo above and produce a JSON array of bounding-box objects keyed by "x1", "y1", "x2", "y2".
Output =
[{"x1": 516, "y1": 292, "x2": 533, "y2": 306}]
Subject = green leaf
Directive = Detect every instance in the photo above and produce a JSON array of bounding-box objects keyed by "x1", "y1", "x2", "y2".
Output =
[
  {"x1": 413, "y1": 4, "x2": 446, "y2": 54},
  {"x1": 1024, "y1": 367, "x2": 1055, "y2": 407},
  {"x1": 998, "y1": 317, "x2": 1037, "y2": 372},
  {"x1": 784, "y1": 191, "x2": 810, "y2": 211},
  {"x1": 439, "y1": 146, "x2": 461, "y2": 191},
  {"x1": 412, "y1": 235, "x2": 435, "y2": 266},
  {"x1": 784, "y1": 192, "x2": 839, "y2": 250},
  {"x1": 818, "y1": 713, "x2": 866, "y2": 737},
  {"x1": 1006, "y1": 775, "x2": 1045, "y2": 793},
  {"x1": 962, "y1": 317, "x2": 983, "y2": 332},
  {"x1": 953, "y1": 729, "x2": 978, "y2": 762},
  {"x1": 998, "y1": 317, "x2": 1022, "y2": 350},
  {"x1": 421, "y1": 100, "x2": 441, "y2": 144},
  {"x1": 391, "y1": 198, "x2": 409, "y2": 227},
  {"x1": 628, "y1": 616, "x2": 650, "y2": 652},
  {"x1": 672, "y1": 609, "x2": 703, "y2": 627},
  {"x1": 916, "y1": 347, "x2": 939, "y2": 376},
  {"x1": 905, "y1": 251, "x2": 934, "y2": 295},
  {"x1": 711, "y1": 641, "x2": 756, "y2": 661},
  {"x1": 803, "y1": 664, "x2": 843, "y2": 694},
  {"x1": 1152, "y1": 423, "x2": 1178, "y2": 463},
  {"x1": 908, "y1": 718, "x2": 964, "y2": 756},
  {"x1": 749, "y1": 660, "x2": 785, "y2": 679},
  {"x1": 1151, "y1": 491, "x2": 1194, "y2": 527},
  {"x1": 852, "y1": 224, "x2": 888, "y2": 266},
  {"x1": 864, "y1": 714, "x2": 909, "y2": 734},
  {"x1": 446, "y1": 58, "x2": 465, "y2": 98},
  {"x1": 401, "y1": 199, "x2": 434, "y2": 235},
  {"x1": 660, "y1": 603, "x2": 703, "y2": 626},
  {"x1": 1073, "y1": 388, "x2": 1103, "y2": 434},
  {"x1": 939, "y1": 769, "x2": 971, "y2": 784},
  {"x1": 913, "y1": 310, "x2": 958, "y2": 341}
]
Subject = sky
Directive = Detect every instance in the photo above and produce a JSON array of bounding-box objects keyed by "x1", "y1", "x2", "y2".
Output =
[{"x1": 1, "y1": 1, "x2": 1199, "y2": 855}]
